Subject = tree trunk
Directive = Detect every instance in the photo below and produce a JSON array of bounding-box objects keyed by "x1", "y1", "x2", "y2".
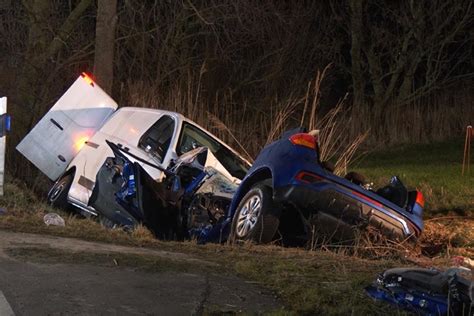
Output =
[
  {"x1": 93, "y1": 0, "x2": 117, "y2": 94},
  {"x1": 13, "y1": 0, "x2": 92, "y2": 180},
  {"x1": 16, "y1": 0, "x2": 93, "y2": 134}
]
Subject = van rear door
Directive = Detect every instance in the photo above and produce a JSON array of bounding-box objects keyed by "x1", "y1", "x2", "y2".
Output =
[{"x1": 16, "y1": 73, "x2": 118, "y2": 180}]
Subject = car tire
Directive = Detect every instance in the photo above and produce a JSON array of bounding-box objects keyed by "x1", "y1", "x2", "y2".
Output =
[
  {"x1": 47, "y1": 173, "x2": 73, "y2": 209},
  {"x1": 230, "y1": 183, "x2": 280, "y2": 244}
]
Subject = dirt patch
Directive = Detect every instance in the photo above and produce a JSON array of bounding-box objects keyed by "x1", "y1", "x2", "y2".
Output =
[
  {"x1": 6, "y1": 246, "x2": 202, "y2": 274},
  {"x1": 0, "y1": 229, "x2": 216, "y2": 267},
  {"x1": 0, "y1": 230, "x2": 282, "y2": 314}
]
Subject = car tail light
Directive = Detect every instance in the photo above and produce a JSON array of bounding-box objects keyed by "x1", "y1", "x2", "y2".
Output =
[
  {"x1": 415, "y1": 191, "x2": 424, "y2": 208},
  {"x1": 289, "y1": 133, "x2": 316, "y2": 149},
  {"x1": 296, "y1": 171, "x2": 322, "y2": 184}
]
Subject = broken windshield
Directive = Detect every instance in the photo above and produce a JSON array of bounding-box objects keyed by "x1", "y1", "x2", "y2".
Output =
[{"x1": 177, "y1": 123, "x2": 249, "y2": 179}]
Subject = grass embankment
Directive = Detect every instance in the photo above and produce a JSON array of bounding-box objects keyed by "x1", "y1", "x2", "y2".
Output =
[
  {"x1": 354, "y1": 139, "x2": 474, "y2": 215},
  {"x1": 354, "y1": 139, "x2": 473, "y2": 260},
  {"x1": 0, "y1": 186, "x2": 403, "y2": 315},
  {"x1": 0, "y1": 140, "x2": 472, "y2": 314}
]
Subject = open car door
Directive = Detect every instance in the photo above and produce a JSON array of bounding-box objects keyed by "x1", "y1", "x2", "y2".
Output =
[{"x1": 16, "y1": 73, "x2": 118, "y2": 180}]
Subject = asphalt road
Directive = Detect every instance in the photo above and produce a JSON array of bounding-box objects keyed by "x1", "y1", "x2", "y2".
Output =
[{"x1": 0, "y1": 230, "x2": 281, "y2": 315}]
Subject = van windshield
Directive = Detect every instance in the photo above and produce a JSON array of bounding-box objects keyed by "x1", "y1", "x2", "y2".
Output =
[{"x1": 177, "y1": 123, "x2": 249, "y2": 179}]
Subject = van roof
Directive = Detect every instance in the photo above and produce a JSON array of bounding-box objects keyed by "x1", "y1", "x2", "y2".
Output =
[
  {"x1": 117, "y1": 107, "x2": 186, "y2": 120},
  {"x1": 117, "y1": 107, "x2": 252, "y2": 167}
]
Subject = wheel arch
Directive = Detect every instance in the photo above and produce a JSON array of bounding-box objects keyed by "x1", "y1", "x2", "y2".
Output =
[
  {"x1": 57, "y1": 166, "x2": 76, "y2": 181},
  {"x1": 47, "y1": 166, "x2": 77, "y2": 208},
  {"x1": 229, "y1": 167, "x2": 273, "y2": 218},
  {"x1": 49, "y1": 166, "x2": 76, "y2": 194}
]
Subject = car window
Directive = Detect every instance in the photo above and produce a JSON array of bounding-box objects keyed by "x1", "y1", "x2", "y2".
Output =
[
  {"x1": 138, "y1": 115, "x2": 175, "y2": 162},
  {"x1": 177, "y1": 123, "x2": 249, "y2": 179}
]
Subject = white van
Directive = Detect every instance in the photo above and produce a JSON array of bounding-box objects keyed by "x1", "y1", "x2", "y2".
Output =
[{"x1": 17, "y1": 73, "x2": 250, "y2": 216}]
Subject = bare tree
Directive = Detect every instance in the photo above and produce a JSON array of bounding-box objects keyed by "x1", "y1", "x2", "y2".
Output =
[
  {"x1": 93, "y1": 0, "x2": 117, "y2": 94},
  {"x1": 349, "y1": 0, "x2": 365, "y2": 107},
  {"x1": 16, "y1": 0, "x2": 92, "y2": 132},
  {"x1": 347, "y1": 0, "x2": 473, "y2": 106}
]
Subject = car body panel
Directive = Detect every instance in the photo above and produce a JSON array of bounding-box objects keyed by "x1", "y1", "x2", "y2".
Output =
[
  {"x1": 366, "y1": 267, "x2": 473, "y2": 315},
  {"x1": 90, "y1": 143, "x2": 237, "y2": 239}
]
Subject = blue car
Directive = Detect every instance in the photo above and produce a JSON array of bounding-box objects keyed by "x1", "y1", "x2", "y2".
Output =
[{"x1": 217, "y1": 128, "x2": 425, "y2": 244}]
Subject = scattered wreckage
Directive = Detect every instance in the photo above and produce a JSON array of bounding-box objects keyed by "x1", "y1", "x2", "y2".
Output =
[
  {"x1": 366, "y1": 267, "x2": 473, "y2": 315},
  {"x1": 17, "y1": 74, "x2": 425, "y2": 245},
  {"x1": 90, "y1": 141, "x2": 237, "y2": 240}
]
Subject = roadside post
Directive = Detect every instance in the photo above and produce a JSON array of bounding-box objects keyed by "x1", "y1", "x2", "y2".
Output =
[
  {"x1": 0, "y1": 97, "x2": 10, "y2": 196},
  {"x1": 462, "y1": 125, "x2": 472, "y2": 175}
]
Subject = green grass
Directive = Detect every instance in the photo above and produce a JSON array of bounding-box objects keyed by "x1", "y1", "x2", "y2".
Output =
[{"x1": 353, "y1": 139, "x2": 474, "y2": 215}]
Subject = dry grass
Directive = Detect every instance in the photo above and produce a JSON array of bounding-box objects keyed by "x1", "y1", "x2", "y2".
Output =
[
  {"x1": 2, "y1": 178, "x2": 471, "y2": 266},
  {"x1": 0, "y1": 180, "x2": 472, "y2": 314},
  {"x1": 124, "y1": 68, "x2": 369, "y2": 174},
  {"x1": 349, "y1": 88, "x2": 474, "y2": 146},
  {"x1": 420, "y1": 217, "x2": 474, "y2": 259},
  {"x1": 4, "y1": 1, "x2": 473, "y2": 193}
]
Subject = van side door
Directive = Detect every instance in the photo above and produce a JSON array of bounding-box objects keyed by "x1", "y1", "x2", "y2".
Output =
[{"x1": 16, "y1": 74, "x2": 118, "y2": 180}]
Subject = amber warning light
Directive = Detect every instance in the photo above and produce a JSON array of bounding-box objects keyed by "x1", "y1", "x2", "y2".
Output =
[{"x1": 81, "y1": 72, "x2": 95, "y2": 87}]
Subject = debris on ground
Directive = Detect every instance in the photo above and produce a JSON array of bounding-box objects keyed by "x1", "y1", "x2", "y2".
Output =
[
  {"x1": 43, "y1": 213, "x2": 66, "y2": 227},
  {"x1": 366, "y1": 267, "x2": 473, "y2": 315},
  {"x1": 453, "y1": 256, "x2": 474, "y2": 269}
]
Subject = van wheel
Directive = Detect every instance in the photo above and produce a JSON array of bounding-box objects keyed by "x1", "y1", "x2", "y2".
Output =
[
  {"x1": 229, "y1": 183, "x2": 280, "y2": 244},
  {"x1": 47, "y1": 174, "x2": 73, "y2": 209}
]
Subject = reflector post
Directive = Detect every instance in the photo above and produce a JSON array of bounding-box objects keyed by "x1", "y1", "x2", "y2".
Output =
[{"x1": 0, "y1": 97, "x2": 6, "y2": 196}]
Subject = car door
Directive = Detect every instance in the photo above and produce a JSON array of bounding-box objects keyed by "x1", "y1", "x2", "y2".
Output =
[{"x1": 16, "y1": 73, "x2": 118, "y2": 180}]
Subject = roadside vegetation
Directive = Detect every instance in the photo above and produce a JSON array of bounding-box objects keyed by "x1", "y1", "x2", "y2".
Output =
[
  {"x1": 0, "y1": 140, "x2": 472, "y2": 315},
  {"x1": 3, "y1": 1, "x2": 473, "y2": 191},
  {"x1": 354, "y1": 139, "x2": 474, "y2": 215},
  {"x1": 1, "y1": 1, "x2": 472, "y2": 314}
]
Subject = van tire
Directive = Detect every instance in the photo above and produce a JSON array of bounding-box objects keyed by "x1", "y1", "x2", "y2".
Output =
[{"x1": 47, "y1": 173, "x2": 73, "y2": 209}]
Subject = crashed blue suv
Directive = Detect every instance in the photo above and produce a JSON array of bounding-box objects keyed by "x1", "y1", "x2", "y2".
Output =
[{"x1": 222, "y1": 128, "x2": 424, "y2": 244}]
